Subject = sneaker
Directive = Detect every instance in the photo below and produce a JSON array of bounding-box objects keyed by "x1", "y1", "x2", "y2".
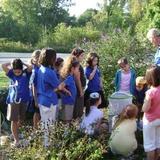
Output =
[
  {"x1": 10, "y1": 141, "x2": 21, "y2": 148},
  {"x1": 19, "y1": 133, "x2": 24, "y2": 139},
  {"x1": 9, "y1": 133, "x2": 24, "y2": 141}
]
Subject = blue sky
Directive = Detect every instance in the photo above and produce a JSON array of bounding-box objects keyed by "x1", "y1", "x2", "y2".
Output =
[{"x1": 68, "y1": 0, "x2": 104, "y2": 17}]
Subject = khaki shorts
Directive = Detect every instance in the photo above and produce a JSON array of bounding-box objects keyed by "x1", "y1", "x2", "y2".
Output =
[
  {"x1": 60, "y1": 104, "x2": 74, "y2": 121},
  {"x1": 7, "y1": 103, "x2": 27, "y2": 121}
]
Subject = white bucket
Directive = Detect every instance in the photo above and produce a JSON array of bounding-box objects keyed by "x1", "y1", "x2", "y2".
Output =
[
  {"x1": 108, "y1": 91, "x2": 133, "y2": 132},
  {"x1": 108, "y1": 91, "x2": 133, "y2": 115}
]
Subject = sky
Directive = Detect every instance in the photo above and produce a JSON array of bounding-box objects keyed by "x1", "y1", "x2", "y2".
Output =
[{"x1": 68, "y1": 0, "x2": 104, "y2": 17}]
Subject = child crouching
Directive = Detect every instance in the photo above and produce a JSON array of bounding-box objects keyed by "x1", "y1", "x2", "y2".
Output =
[
  {"x1": 109, "y1": 104, "x2": 138, "y2": 157},
  {"x1": 80, "y1": 92, "x2": 104, "y2": 135}
]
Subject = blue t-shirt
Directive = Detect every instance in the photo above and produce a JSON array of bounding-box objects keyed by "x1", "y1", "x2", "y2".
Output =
[
  {"x1": 6, "y1": 69, "x2": 31, "y2": 104},
  {"x1": 37, "y1": 65, "x2": 60, "y2": 107},
  {"x1": 30, "y1": 64, "x2": 39, "y2": 88},
  {"x1": 62, "y1": 75, "x2": 77, "y2": 105},
  {"x1": 85, "y1": 66, "x2": 102, "y2": 92},
  {"x1": 28, "y1": 65, "x2": 40, "y2": 112},
  {"x1": 55, "y1": 69, "x2": 60, "y2": 80},
  {"x1": 155, "y1": 47, "x2": 160, "y2": 66}
]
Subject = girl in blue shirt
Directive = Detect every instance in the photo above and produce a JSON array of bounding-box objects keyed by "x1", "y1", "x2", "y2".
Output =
[
  {"x1": 59, "y1": 56, "x2": 80, "y2": 122},
  {"x1": 29, "y1": 50, "x2": 41, "y2": 129},
  {"x1": 37, "y1": 48, "x2": 60, "y2": 147},
  {"x1": 55, "y1": 57, "x2": 64, "y2": 120},
  {"x1": 37, "y1": 48, "x2": 69, "y2": 147},
  {"x1": 84, "y1": 52, "x2": 106, "y2": 108},
  {"x1": 2, "y1": 59, "x2": 32, "y2": 147}
]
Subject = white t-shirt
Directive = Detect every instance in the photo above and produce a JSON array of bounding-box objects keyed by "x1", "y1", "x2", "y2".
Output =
[
  {"x1": 120, "y1": 72, "x2": 131, "y2": 93},
  {"x1": 80, "y1": 106, "x2": 103, "y2": 135}
]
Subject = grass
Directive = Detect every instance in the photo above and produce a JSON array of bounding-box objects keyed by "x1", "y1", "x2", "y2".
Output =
[{"x1": 0, "y1": 71, "x2": 9, "y2": 89}]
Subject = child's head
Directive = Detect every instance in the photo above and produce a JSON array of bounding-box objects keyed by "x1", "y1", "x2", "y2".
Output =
[
  {"x1": 86, "y1": 52, "x2": 99, "y2": 67},
  {"x1": 113, "y1": 104, "x2": 138, "y2": 129},
  {"x1": 60, "y1": 55, "x2": 79, "y2": 79},
  {"x1": 39, "y1": 48, "x2": 56, "y2": 68},
  {"x1": 136, "y1": 76, "x2": 147, "y2": 91},
  {"x1": 71, "y1": 48, "x2": 84, "y2": 62},
  {"x1": 55, "y1": 57, "x2": 64, "y2": 71},
  {"x1": 12, "y1": 59, "x2": 23, "y2": 76},
  {"x1": 121, "y1": 104, "x2": 138, "y2": 119},
  {"x1": 85, "y1": 92, "x2": 101, "y2": 116},
  {"x1": 145, "y1": 66, "x2": 160, "y2": 87},
  {"x1": 31, "y1": 50, "x2": 41, "y2": 65},
  {"x1": 117, "y1": 57, "x2": 130, "y2": 72}
]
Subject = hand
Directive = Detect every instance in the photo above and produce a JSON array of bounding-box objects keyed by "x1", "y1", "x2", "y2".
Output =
[
  {"x1": 94, "y1": 65, "x2": 98, "y2": 70},
  {"x1": 65, "y1": 90, "x2": 72, "y2": 96},
  {"x1": 35, "y1": 102, "x2": 39, "y2": 108},
  {"x1": 79, "y1": 91, "x2": 84, "y2": 97}
]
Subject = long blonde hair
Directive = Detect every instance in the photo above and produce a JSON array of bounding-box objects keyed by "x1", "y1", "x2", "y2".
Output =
[
  {"x1": 113, "y1": 104, "x2": 138, "y2": 130},
  {"x1": 60, "y1": 55, "x2": 79, "y2": 79}
]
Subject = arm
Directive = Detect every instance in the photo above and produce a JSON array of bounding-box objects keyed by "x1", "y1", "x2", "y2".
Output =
[
  {"x1": 57, "y1": 82, "x2": 71, "y2": 96},
  {"x1": 142, "y1": 94, "x2": 151, "y2": 112},
  {"x1": 88, "y1": 66, "x2": 97, "y2": 80},
  {"x1": 1, "y1": 62, "x2": 11, "y2": 74},
  {"x1": 32, "y1": 85, "x2": 38, "y2": 108},
  {"x1": 114, "y1": 71, "x2": 119, "y2": 91},
  {"x1": 23, "y1": 62, "x2": 32, "y2": 72},
  {"x1": 100, "y1": 77, "x2": 103, "y2": 89}
]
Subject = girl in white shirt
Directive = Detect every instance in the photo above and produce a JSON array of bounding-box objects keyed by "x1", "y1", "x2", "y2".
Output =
[{"x1": 80, "y1": 92, "x2": 104, "y2": 135}]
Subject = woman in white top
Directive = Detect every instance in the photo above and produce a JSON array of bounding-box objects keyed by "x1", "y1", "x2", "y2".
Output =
[
  {"x1": 80, "y1": 92, "x2": 103, "y2": 135},
  {"x1": 109, "y1": 104, "x2": 138, "y2": 156}
]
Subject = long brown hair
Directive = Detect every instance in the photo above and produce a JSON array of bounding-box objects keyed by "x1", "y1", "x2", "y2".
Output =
[
  {"x1": 113, "y1": 104, "x2": 138, "y2": 130},
  {"x1": 60, "y1": 55, "x2": 79, "y2": 79},
  {"x1": 39, "y1": 48, "x2": 56, "y2": 67},
  {"x1": 71, "y1": 48, "x2": 84, "y2": 57},
  {"x1": 86, "y1": 52, "x2": 99, "y2": 67},
  {"x1": 145, "y1": 66, "x2": 160, "y2": 87}
]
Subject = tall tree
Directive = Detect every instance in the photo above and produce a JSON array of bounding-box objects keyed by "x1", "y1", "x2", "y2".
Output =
[
  {"x1": 1, "y1": 0, "x2": 72, "y2": 44},
  {"x1": 77, "y1": 9, "x2": 98, "y2": 26}
]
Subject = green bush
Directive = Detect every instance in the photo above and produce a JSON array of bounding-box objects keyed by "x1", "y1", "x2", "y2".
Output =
[
  {"x1": 0, "y1": 38, "x2": 33, "y2": 52},
  {"x1": 36, "y1": 23, "x2": 101, "y2": 53},
  {"x1": 6, "y1": 122, "x2": 107, "y2": 160},
  {"x1": 82, "y1": 31, "x2": 154, "y2": 98}
]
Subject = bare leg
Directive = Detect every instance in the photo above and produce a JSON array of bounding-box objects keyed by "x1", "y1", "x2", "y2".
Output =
[
  {"x1": 33, "y1": 113, "x2": 40, "y2": 129},
  {"x1": 147, "y1": 150, "x2": 156, "y2": 160},
  {"x1": 155, "y1": 149, "x2": 160, "y2": 160},
  {"x1": 11, "y1": 121, "x2": 19, "y2": 143}
]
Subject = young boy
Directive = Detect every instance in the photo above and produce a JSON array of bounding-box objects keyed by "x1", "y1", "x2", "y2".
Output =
[{"x1": 2, "y1": 59, "x2": 32, "y2": 147}]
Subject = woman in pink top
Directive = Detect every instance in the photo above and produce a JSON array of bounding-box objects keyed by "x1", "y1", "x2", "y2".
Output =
[{"x1": 142, "y1": 66, "x2": 160, "y2": 160}]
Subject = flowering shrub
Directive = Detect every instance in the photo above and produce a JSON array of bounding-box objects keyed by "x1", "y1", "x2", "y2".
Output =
[
  {"x1": 82, "y1": 32, "x2": 154, "y2": 98},
  {"x1": 6, "y1": 121, "x2": 107, "y2": 160}
]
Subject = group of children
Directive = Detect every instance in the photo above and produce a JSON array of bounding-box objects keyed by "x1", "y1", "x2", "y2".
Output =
[
  {"x1": 2, "y1": 48, "x2": 160, "y2": 159},
  {"x1": 1, "y1": 48, "x2": 106, "y2": 147},
  {"x1": 110, "y1": 57, "x2": 160, "y2": 160}
]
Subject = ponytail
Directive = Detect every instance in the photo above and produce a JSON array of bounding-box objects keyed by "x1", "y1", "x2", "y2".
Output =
[{"x1": 113, "y1": 104, "x2": 138, "y2": 130}]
